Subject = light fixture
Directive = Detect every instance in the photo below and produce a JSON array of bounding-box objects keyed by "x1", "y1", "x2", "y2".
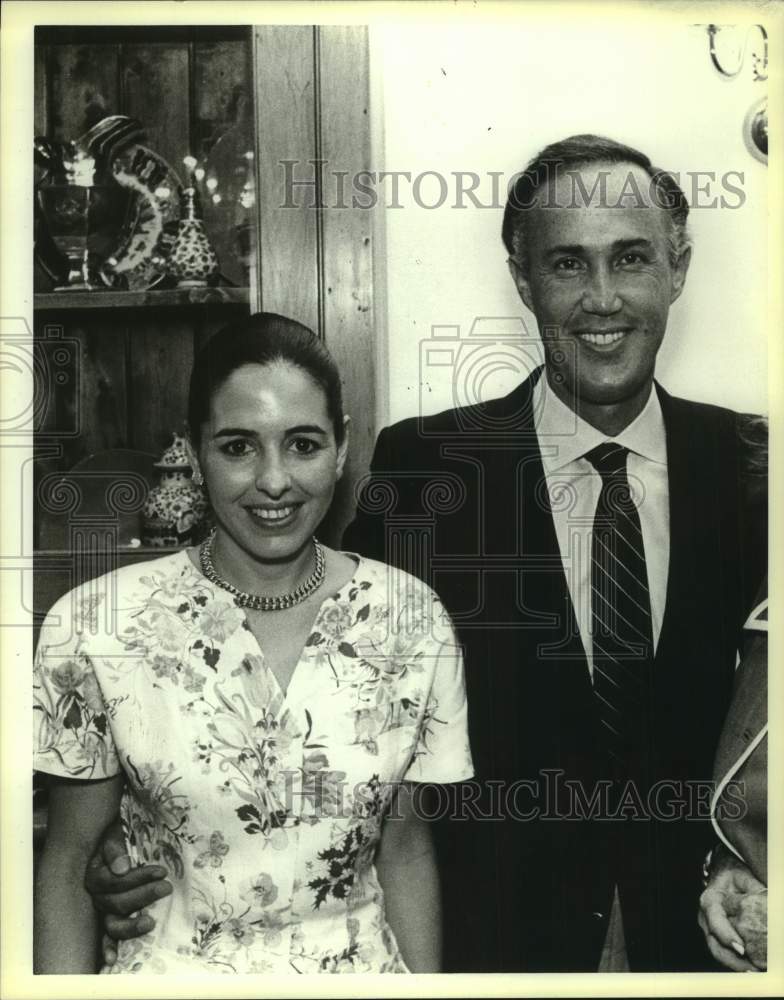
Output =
[
  {"x1": 706, "y1": 24, "x2": 768, "y2": 164},
  {"x1": 707, "y1": 24, "x2": 767, "y2": 80},
  {"x1": 744, "y1": 97, "x2": 768, "y2": 164}
]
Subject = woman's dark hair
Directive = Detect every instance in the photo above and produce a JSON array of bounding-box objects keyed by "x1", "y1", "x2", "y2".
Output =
[{"x1": 188, "y1": 312, "x2": 345, "y2": 448}]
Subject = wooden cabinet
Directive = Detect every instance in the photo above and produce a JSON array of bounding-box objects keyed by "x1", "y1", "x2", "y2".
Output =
[{"x1": 33, "y1": 25, "x2": 376, "y2": 627}]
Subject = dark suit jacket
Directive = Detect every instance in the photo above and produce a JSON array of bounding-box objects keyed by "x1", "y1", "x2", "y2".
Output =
[
  {"x1": 712, "y1": 586, "x2": 767, "y2": 885},
  {"x1": 343, "y1": 369, "x2": 762, "y2": 972}
]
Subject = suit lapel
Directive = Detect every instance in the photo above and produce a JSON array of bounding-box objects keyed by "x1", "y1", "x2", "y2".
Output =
[
  {"x1": 509, "y1": 371, "x2": 594, "y2": 738},
  {"x1": 652, "y1": 384, "x2": 741, "y2": 755},
  {"x1": 654, "y1": 382, "x2": 690, "y2": 668},
  {"x1": 654, "y1": 383, "x2": 723, "y2": 668},
  {"x1": 482, "y1": 367, "x2": 586, "y2": 665}
]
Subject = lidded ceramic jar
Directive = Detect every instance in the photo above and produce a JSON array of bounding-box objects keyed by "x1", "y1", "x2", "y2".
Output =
[{"x1": 142, "y1": 433, "x2": 208, "y2": 547}]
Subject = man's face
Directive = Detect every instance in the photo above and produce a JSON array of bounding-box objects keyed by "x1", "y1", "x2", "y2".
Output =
[{"x1": 510, "y1": 161, "x2": 690, "y2": 428}]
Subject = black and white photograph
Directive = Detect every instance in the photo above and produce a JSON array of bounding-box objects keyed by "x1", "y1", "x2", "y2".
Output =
[{"x1": 0, "y1": 0, "x2": 780, "y2": 995}]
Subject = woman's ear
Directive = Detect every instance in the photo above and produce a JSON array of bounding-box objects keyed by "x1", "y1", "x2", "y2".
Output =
[
  {"x1": 184, "y1": 434, "x2": 204, "y2": 487},
  {"x1": 336, "y1": 416, "x2": 351, "y2": 481}
]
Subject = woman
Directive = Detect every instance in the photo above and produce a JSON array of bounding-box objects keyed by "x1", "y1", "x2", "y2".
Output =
[
  {"x1": 698, "y1": 414, "x2": 768, "y2": 972},
  {"x1": 34, "y1": 312, "x2": 473, "y2": 974}
]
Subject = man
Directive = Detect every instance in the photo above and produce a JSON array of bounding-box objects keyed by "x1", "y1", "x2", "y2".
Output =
[{"x1": 83, "y1": 135, "x2": 763, "y2": 972}]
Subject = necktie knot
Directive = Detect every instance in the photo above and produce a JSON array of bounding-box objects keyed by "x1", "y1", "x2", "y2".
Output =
[{"x1": 585, "y1": 442, "x2": 629, "y2": 480}]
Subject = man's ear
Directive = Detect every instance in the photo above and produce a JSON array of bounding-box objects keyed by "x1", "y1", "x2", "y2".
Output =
[
  {"x1": 508, "y1": 256, "x2": 535, "y2": 313},
  {"x1": 336, "y1": 416, "x2": 351, "y2": 481},
  {"x1": 669, "y1": 246, "x2": 692, "y2": 304}
]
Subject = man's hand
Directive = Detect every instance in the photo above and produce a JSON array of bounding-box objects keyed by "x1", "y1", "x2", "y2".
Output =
[
  {"x1": 698, "y1": 846, "x2": 767, "y2": 971},
  {"x1": 83, "y1": 817, "x2": 173, "y2": 966}
]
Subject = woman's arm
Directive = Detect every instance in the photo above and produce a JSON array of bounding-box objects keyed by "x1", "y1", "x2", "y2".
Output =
[
  {"x1": 34, "y1": 773, "x2": 125, "y2": 974},
  {"x1": 375, "y1": 782, "x2": 441, "y2": 972}
]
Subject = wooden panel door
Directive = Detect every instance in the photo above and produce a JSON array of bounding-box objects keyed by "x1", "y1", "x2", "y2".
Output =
[{"x1": 252, "y1": 25, "x2": 375, "y2": 547}]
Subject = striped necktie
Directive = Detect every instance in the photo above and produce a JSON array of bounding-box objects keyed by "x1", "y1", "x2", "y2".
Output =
[{"x1": 586, "y1": 443, "x2": 653, "y2": 779}]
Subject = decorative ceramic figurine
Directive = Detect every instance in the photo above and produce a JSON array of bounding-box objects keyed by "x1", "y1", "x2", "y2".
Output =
[
  {"x1": 166, "y1": 183, "x2": 220, "y2": 287},
  {"x1": 142, "y1": 433, "x2": 209, "y2": 547}
]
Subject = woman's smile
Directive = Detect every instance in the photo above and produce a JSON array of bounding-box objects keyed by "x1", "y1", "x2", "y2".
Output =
[{"x1": 245, "y1": 502, "x2": 302, "y2": 526}]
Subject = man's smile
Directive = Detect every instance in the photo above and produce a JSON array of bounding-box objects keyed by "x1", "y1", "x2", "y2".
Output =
[{"x1": 574, "y1": 329, "x2": 630, "y2": 351}]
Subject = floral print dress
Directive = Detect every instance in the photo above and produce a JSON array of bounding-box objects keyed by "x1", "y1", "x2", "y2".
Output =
[{"x1": 33, "y1": 551, "x2": 473, "y2": 974}]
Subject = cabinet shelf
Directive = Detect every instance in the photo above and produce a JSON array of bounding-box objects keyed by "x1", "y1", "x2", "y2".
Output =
[
  {"x1": 35, "y1": 545, "x2": 185, "y2": 561},
  {"x1": 34, "y1": 287, "x2": 250, "y2": 311}
]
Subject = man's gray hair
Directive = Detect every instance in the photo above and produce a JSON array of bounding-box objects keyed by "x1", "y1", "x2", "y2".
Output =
[{"x1": 502, "y1": 134, "x2": 691, "y2": 274}]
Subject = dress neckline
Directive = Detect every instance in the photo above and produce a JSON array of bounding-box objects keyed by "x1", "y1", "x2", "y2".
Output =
[{"x1": 180, "y1": 547, "x2": 365, "y2": 705}]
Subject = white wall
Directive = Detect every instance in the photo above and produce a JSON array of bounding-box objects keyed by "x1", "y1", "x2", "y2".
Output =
[{"x1": 369, "y1": 16, "x2": 768, "y2": 425}]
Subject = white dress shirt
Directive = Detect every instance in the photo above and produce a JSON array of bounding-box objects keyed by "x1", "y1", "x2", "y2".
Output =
[{"x1": 532, "y1": 372, "x2": 670, "y2": 678}]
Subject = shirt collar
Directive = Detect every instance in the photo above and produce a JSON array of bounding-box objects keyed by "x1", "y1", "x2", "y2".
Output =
[{"x1": 533, "y1": 371, "x2": 668, "y2": 473}]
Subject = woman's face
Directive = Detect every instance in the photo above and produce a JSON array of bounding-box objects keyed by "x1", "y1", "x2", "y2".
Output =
[{"x1": 197, "y1": 362, "x2": 347, "y2": 564}]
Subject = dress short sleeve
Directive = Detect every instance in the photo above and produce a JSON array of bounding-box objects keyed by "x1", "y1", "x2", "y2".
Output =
[
  {"x1": 34, "y1": 589, "x2": 120, "y2": 780},
  {"x1": 403, "y1": 589, "x2": 474, "y2": 785}
]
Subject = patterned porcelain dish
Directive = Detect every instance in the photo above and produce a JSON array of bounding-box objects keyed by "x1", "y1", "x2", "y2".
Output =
[{"x1": 100, "y1": 145, "x2": 184, "y2": 291}]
